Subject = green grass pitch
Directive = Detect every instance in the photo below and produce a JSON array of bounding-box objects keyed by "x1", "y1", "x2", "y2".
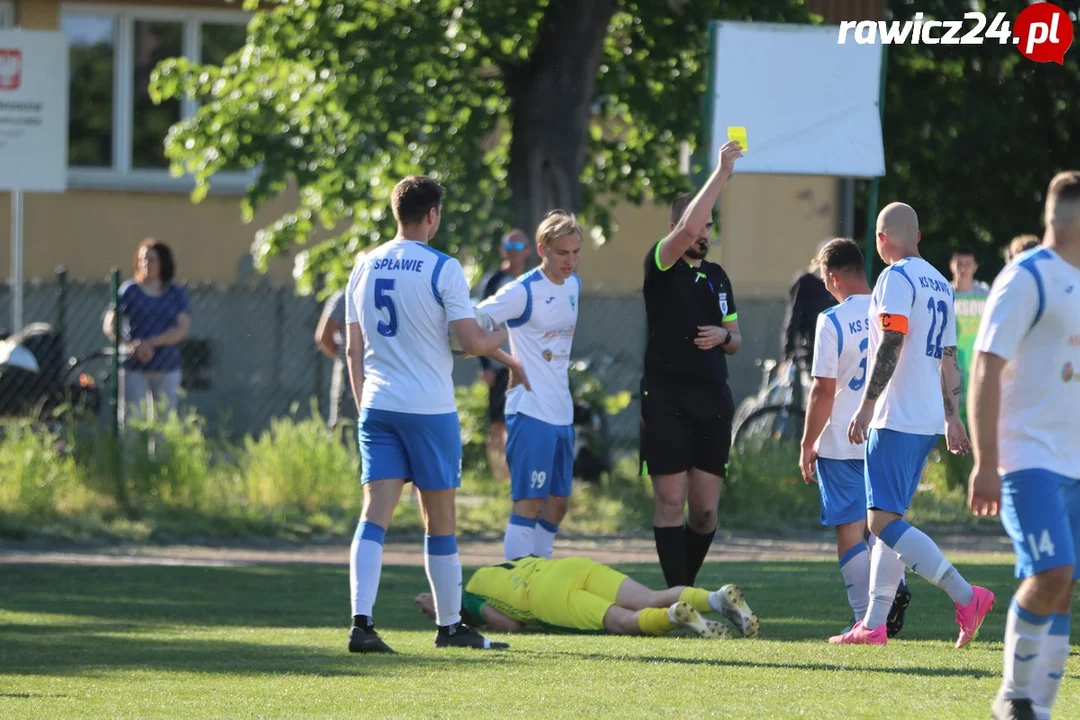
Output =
[{"x1": 1, "y1": 555, "x2": 1076, "y2": 718}]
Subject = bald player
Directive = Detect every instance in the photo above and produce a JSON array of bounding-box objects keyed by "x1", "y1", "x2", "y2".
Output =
[{"x1": 831, "y1": 202, "x2": 995, "y2": 647}]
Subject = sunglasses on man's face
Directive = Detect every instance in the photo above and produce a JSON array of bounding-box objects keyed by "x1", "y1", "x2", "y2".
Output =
[{"x1": 503, "y1": 241, "x2": 527, "y2": 251}]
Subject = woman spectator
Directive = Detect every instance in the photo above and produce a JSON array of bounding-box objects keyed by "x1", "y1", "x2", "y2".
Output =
[{"x1": 103, "y1": 238, "x2": 191, "y2": 424}]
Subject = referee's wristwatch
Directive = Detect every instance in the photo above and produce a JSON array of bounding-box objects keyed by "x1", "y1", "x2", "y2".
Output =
[{"x1": 721, "y1": 329, "x2": 732, "y2": 346}]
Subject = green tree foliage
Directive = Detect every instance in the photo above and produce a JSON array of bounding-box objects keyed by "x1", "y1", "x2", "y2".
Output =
[
  {"x1": 150, "y1": 0, "x2": 817, "y2": 292},
  {"x1": 863, "y1": 0, "x2": 1080, "y2": 278}
]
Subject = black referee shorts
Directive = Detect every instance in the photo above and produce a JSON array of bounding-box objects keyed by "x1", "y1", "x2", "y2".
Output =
[
  {"x1": 639, "y1": 376, "x2": 735, "y2": 478},
  {"x1": 488, "y1": 367, "x2": 510, "y2": 423}
]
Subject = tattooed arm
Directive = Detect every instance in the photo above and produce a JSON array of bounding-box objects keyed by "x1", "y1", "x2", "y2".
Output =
[
  {"x1": 864, "y1": 330, "x2": 905, "y2": 402},
  {"x1": 940, "y1": 345, "x2": 971, "y2": 453},
  {"x1": 847, "y1": 330, "x2": 905, "y2": 445}
]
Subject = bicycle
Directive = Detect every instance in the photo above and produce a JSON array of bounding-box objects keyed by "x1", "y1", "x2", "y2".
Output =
[{"x1": 731, "y1": 355, "x2": 811, "y2": 456}]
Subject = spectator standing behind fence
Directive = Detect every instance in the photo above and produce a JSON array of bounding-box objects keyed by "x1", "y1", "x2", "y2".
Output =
[
  {"x1": 779, "y1": 238, "x2": 838, "y2": 366},
  {"x1": 316, "y1": 250, "x2": 369, "y2": 441},
  {"x1": 102, "y1": 239, "x2": 191, "y2": 425},
  {"x1": 473, "y1": 229, "x2": 532, "y2": 482}
]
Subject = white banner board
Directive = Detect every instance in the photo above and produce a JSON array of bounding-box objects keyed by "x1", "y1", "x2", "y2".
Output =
[
  {"x1": 708, "y1": 22, "x2": 885, "y2": 178},
  {"x1": 0, "y1": 29, "x2": 69, "y2": 191}
]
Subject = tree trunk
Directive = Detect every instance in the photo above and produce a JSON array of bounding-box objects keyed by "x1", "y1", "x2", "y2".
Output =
[{"x1": 505, "y1": 0, "x2": 618, "y2": 240}]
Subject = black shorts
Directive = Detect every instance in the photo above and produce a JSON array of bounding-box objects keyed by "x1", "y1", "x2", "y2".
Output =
[
  {"x1": 488, "y1": 367, "x2": 510, "y2": 423},
  {"x1": 639, "y1": 376, "x2": 734, "y2": 477}
]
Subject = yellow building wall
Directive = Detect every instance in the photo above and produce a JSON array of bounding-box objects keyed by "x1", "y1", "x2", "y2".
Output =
[
  {"x1": 3, "y1": 0, "x2": 841, "y2": 297},
  {"x1": 578, "y1": 175, "x2": 840, "y2": 298}
]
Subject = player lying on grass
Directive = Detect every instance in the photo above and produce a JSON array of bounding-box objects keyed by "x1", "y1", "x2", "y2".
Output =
[{"x1": 415, "y1": 555, "x2": 759, "y2": 638}]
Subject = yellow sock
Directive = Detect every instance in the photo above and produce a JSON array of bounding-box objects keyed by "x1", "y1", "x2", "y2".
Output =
[
  {"x1": 680, "y1": 587, "x2": 713, "y2": 614},
  {"x1": 638, "y1": 607, "x2": 677, "y2": 636}
]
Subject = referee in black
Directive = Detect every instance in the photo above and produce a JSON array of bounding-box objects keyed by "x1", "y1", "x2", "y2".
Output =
[{"x1": 640, "y1": 140, "x2": 743, "y2": 588}]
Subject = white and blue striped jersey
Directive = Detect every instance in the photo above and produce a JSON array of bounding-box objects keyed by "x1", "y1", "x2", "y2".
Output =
[
  {"x1": 345, "y1": 239, "x2": 474, "y2": 415},
  {"x1": 811, "y1": 294, "x2": 871, "y2": 461},
  {"x1": 478, "y1": 269, "x2": 580, "y2": 426},
  {"x1": 974, "y1": 247, "x2": 1080, "y2": 478}
]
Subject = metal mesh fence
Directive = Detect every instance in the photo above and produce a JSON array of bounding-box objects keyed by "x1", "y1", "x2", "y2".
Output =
[{"x1": 0, "y1": 270, "x2": 786, "y2": 450}]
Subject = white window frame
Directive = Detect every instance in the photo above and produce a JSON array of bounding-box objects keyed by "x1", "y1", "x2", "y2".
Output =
[{"x1": 62, "y1": 2, "x2": 258, "y2": 194}]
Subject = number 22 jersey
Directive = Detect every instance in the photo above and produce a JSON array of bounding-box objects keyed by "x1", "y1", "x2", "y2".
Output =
[{"x1": 868, "y1": 256, "x2": 956, "y2": 436}]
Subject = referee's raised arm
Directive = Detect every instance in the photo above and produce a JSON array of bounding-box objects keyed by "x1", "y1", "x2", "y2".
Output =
[{"x1": 655, "y1": 141, "x2": 744, "y2": 271}]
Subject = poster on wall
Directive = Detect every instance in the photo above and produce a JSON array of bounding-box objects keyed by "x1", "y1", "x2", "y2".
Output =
[{"x1": 0, "y1": 29, "x2": 69, "y2": 192}]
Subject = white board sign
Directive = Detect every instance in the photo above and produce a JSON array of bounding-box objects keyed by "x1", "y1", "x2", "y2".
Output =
[
  {"x1": 708, "y1": 22, "x2": 885, "y2": 178},
  {"x1": 0, "y1": 30, "x2": 69, "y2": 192}
]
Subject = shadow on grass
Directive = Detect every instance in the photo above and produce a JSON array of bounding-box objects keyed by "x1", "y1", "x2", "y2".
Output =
[
  {"x1": 0, "y1": 625, "x2": 500, "y2": 678},
  {"x1": 521, "y1": 649, "x2": 1000, "y2": 679}
]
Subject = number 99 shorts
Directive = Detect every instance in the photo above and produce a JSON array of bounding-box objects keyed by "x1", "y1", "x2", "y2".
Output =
[{"x1": 505, "y1": 412, "x2": 575, "y2": 502}]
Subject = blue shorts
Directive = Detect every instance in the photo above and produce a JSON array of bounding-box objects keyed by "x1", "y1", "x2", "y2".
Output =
[
  {"x1": 816, "y1": 458, "x2": 867, "y2": 527},
  {"x1": 358, "y1": 408, "x2": 461, "y2": 491},
  {"x1": 505, "y1": 413, "x2": 574, "y2": 502},
  {"x1": 864, "y1": 428, "x2": 938, "y2": 515},
  {"x1": 1000, "y1": 469, "x2": 1080, "y2": 580}
]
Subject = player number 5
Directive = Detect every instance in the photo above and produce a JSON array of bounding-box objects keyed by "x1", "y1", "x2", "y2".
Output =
[
  {"x1": 374, "y1": 278, "x2": 399, "y2": 337},
  {"x1": 1027, "y1": 529, "x2": 1056, "y2": 562}
]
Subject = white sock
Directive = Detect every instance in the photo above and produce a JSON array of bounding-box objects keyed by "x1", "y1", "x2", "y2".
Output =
[
  {"x1": 504, "y1": 514, "x2": 536, "y2": 560},
  {"x1": 1001, "y1": 597, "x2": 1053, "y2": 700},
  {"x1": 881, "y1": 519, "x2": 974, "y2": 606},
  {"x1": 350, "y1": 520, "x2": 385, "y2": 617},
  {"x1": 839, "y1": 543, "x2": 871, "y2": 623},
  {"x1": 863, "y1": 535, "x2": 905, "y2": 630},
  {"x1": 425, "y1": 534, "x2": 462, "y2": 627},
  {"x1": 1031, "y1": 613, "x2": 1070, "y2": 716},
  {"x1": 534, "y1": 518, "x2": 559, "y2": 559}
]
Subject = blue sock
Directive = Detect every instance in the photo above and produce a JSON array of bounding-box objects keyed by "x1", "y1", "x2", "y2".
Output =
[
  {"x1": 424, "y1": 534, "x2": 462, "y2": 627},
  {"x1": 350, "y1": 520, "x2": 385, "y2": 617}
]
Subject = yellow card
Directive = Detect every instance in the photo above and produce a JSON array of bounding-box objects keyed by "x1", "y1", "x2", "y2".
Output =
[{"x1": 727, "y1": 126, "x2": 748, "y2": 151}]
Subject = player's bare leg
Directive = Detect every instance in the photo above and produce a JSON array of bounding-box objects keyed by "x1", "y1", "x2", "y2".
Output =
[
  {"x1": 486, "y1": 419, "x2": 509, "y2": 483},
  {"x1": 653, "y1": 471, "x2": 690, "y2": 587},
  {"x1": 349, "y1": 479, "x2": 405, "y2": 654},
  {"x1": 423, "y1": 488, "x2": 509, "y2": 650},
  {"x1": 686, "y1": 468, "x2": 721, "y2": 586}
]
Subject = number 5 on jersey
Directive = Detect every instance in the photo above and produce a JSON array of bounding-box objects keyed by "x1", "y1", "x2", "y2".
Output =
[{"x1": 375, "y1": 278, "x2": 398, "y2": 337}]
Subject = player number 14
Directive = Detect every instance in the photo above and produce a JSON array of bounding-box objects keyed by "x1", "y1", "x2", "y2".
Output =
[{"x1": 1027, "y1": 529, "x2": 1056, "y2": 562}]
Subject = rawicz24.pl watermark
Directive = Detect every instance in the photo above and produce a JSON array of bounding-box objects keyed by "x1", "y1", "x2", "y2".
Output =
[{"x1": 838, "y1": 2, "x2": 1075, "y2": 64}]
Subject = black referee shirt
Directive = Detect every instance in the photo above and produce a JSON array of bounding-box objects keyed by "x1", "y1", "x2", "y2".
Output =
[{"x1": 643, "y1": 241, "x2": 739, "y2": 385}]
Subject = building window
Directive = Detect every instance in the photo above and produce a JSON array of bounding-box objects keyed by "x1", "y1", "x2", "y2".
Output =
[{"x1": 61, "y1": 4, "x2": 254, "y2": 192}]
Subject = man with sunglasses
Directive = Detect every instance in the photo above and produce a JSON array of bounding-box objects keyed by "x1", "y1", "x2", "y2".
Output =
[
  {"x1": 475, "y1": 229, "x2": 533, "y2": 481},
  {"x1": 641, "y1": 141, "x2": 744, "y2": 589}
]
